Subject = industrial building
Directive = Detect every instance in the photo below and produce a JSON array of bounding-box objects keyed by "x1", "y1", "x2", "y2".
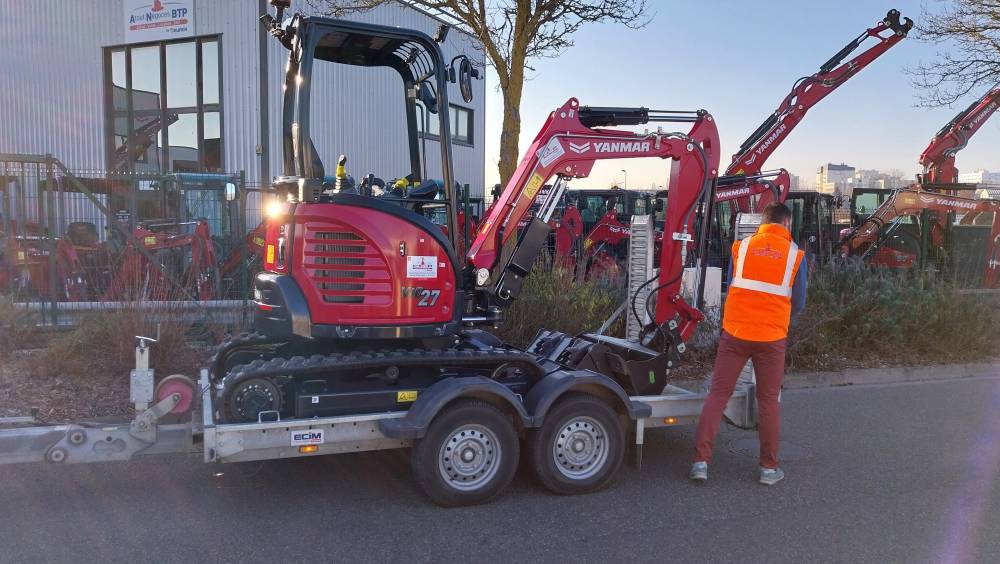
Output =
[{"x1": 0, "y1": 0, "x2": 487, "y2": 226}]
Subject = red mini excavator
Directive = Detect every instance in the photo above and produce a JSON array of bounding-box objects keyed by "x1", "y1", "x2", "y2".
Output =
[
  {"x1": 841, "y1": 82, "x2": 1000, "y2": 283},
  {"x1": 210, "y1": 4, "x2": 720, "y2": 505},
  {"x1": 841, "y1": 188, "x2": 1000, "y2": 287}
]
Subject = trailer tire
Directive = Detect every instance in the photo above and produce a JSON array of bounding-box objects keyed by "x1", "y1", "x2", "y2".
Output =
[
  {"x1": 411, "y1": 399, "x2": 519, "y2": 507},
  {"x1": 528, "y1": 393, "x2": 624, "y2": 496}
]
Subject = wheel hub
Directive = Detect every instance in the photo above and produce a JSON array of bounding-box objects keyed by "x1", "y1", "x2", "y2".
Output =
[
  {"x1": 552, "y1": 416, "x2": 609, "y2": 480},
  {"x1": 438, "y1": 424, "x2": 501, "y2": 491},
  {"x1": 230, "y1": 378, "x2": 281, "y2": 421}
]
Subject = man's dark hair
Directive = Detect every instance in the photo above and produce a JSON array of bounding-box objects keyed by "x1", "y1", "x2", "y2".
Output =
[{"x1": 761, "y1": 202, "x2": 792, "y2": 225}]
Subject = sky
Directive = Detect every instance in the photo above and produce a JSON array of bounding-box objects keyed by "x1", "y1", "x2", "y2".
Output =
[{"x1": 480, "y1": 0, "x2": 1000, "y2": 190}]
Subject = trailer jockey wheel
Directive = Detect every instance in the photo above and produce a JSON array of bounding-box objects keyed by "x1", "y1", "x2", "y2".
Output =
[
  {"x1": 154, "y1": 375, "x2": 197, "y2": 421},
  {"x1": 527, "y1": 393, "x2": 624, "y2": 495},
  {"x1": 224, "y1": 377, "x2": 284, "y2": 423},
  {"x1": 411, "y1": 399, "x2": 519, "y2": 507}
]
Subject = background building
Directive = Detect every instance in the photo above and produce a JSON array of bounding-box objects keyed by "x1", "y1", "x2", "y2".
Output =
[
  {"x1": 958, "y1": 169, "x2": 1000, "y2": 186},
  {"x1": 788, "y1": 173, "x2": 800, "y2": 191},
  {"x1": 852, "y1": 168, "x2": 906, "y2": 191},
  {"x1": 0, "y1": 0, "x2": 487, "y2": 210},
  {"x1": 817, "y1": 163, "x2": 856, "y2": 196}
]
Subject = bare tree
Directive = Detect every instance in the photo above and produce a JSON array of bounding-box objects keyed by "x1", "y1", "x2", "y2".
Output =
[
  {"x1": 909, "y1": 0, "x2": 1000, "y2": 106},
  {"x1": 315, "y1": 0, "x2": 650, "y2": 186}
]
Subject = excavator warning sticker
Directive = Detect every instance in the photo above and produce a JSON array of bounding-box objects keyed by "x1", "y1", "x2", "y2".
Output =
[
  {"x1": 536, "y1": 137, "x2": 565, "y2": 167},
  {"x1": 406, "y1": 256, "x2": 438, "y2": 279},
  {"x1": 397, "y1": 391, "x2": 418, "y2": 402},
  {"x1": 525, "y1": 173, "x2": 545, "y2": 200}
]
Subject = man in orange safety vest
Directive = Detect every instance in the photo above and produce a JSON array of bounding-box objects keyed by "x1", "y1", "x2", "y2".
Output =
[{"x1": 690, "y1": 202, "x2": 807, "y2": 486}]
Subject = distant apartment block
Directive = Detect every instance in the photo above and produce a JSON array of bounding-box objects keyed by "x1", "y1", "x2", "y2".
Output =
[{"x1": 816, "y1": 163, "x2": 855, "y2": 196}]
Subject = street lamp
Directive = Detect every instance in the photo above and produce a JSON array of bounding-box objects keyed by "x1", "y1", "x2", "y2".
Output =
[{"x1": 621, "y1": 169, "x2": 627, "y2": 190}]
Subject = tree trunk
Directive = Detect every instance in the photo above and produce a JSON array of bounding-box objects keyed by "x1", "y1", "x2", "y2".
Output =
[{"x1": 497, "y1": 70, "x2": 524, "y2": 188}]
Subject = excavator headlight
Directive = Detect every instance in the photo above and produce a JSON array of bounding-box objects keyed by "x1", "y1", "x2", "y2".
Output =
[
  {"x1": 265, "y1": 200, "x2": 284, "y2": 219},
  {"x1": 476, "y1": 268, "x2": 490, "y2": 287}
]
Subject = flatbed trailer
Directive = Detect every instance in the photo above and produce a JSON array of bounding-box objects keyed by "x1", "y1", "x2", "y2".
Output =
[{"x1": 0, "y1": 356, "x2": 756, "y2": 479}]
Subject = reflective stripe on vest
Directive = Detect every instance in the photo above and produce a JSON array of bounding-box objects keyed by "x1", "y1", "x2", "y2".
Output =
[{"x1": 730, "y1": 237, "x2": 798, "y2": 297}]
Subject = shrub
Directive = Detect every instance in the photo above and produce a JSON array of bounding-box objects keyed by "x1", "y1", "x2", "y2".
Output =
[
  {"x1": 493, "y1": 267, "x2": 625, "y2": 347},
  {"x1": 787, "y1": 261, "x2": 1000, "y2": 370},
  {"x1": 0, "y1": 297, "x2": 39, "y2": 358}
]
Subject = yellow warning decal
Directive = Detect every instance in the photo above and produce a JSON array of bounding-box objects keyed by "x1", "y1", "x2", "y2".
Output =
[
  {"x1": 583, "y1": 238, "x2": 593, "y2": 250},
  {"x1": 265, "y1": 244, "x2": 275, "y2": 264},
  {"x1": 524, "y1": 173, "x2": 545, "y2": 200},
  {"x1": 144, "y1": 236, "x2": 157, "y2": 246},
  {"x1": 253, "y1": 236, "x2": 265, "y2": 247},
  {"x1": 397, "y1": 390, "x2": 418, "y2": 403}
]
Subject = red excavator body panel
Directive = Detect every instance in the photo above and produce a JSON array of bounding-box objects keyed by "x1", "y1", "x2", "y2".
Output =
[{"x1": 288, "y1": 202, "x2": 457, "y2": 327}]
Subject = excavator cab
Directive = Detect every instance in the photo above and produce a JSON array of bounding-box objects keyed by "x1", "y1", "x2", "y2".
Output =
[{"x1": 254, "y1": 7, "x2": 482, "y2": 341}]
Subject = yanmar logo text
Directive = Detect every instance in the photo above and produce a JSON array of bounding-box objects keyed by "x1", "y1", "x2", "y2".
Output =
[
  {"x1": 918, "y1": 195, "x2": 979, "y2": 209},
  {"x1": 717, "y1": 186, "x2": 752, "y2": 200},
  {"x1": 743, "y1": 123, "x2": 787, "y2": 166},
  {"x1": 569, "y1": 141, "x2": 651, "y2": 154},
  {"x1": 971, "y1": 101, "x2": 999, "y2": 126}
]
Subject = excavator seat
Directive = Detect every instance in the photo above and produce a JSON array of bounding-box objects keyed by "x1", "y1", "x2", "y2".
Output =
[{"x1": 66, "y1": 222, "x2": 99, "y2": 247}]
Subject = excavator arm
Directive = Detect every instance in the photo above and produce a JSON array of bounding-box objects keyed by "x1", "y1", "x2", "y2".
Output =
[
  {"x1": 728, "y1": 9, "x2": 911, "y2": 211},
  {"x1": 919, "y1": 82, "x2": 1000, "y2": 187},
  {"x1": 466, "y1": 98, "x2": 720, "y2": 334},
  {"x1": 841, "y1": 188, "x2": 1000, "y2": 288}
]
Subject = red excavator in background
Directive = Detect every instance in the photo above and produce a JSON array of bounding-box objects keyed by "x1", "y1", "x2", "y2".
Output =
[
  {"x1": 210, "y1": 8, "x2": 722, "y2": 506},
  {"x1": 841, "y1": 82, "x2": 1000, "y2": 283},
  {"x1": 555, "y1": 9, "x2": 911, "y2": 279}
]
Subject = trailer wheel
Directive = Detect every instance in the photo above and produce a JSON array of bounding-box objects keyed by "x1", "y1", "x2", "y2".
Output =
[
  {"x1": 411, "y1": 399, "x2": 519, "y2": 507},
  {"x1": 528, "y1": 393, "x2": 624, "y2": 495}
]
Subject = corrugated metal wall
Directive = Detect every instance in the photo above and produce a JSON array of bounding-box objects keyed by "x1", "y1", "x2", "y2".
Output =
[
  {"x1": 0, "y1": 0, "x2": 486, "y2": 199},
  {"x1": 0, "y1": 2, "x2": 121, "y2": 170}
]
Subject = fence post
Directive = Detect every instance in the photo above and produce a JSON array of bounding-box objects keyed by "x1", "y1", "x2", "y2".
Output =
[
  {"x1": 45, "y1": 155, "x2": 58, "y2": 325},
  {"x1": 239, "y1": 170, "x2": 248, "y2": 304}
]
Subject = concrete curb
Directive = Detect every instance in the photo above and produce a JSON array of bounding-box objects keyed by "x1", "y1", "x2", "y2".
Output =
[{"x1": 783, "y1": 361, "x2": 1000, "y2": 390}]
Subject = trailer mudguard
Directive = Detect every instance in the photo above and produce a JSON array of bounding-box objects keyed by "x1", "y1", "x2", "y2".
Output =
[
  {"x1": 378, "y1": 376, "x2": 534, "y2": 439},
  {"x1": 524, "y1": 369, "x2": 652, "y2": 425}
]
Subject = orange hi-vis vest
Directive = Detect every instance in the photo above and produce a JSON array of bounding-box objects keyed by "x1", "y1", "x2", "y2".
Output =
[{"x1": 722, "y1": 223, "x2": 804, "y2": 342}]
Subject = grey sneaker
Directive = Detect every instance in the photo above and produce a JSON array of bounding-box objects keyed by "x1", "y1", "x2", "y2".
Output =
[
  {"x1": 690, "y1": 461, "x2": 708, "y2": 482},
  {"x1": 759, "y1": 466, "x2": 785, "y2": 485}
]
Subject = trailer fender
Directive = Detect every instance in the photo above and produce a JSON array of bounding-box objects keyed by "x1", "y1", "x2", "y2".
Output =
[
  {"x1": 525, "y1": 369, "x2": 652, "y2": 425},
  {"x1": 379, "y1": 376, "x2": 533, "y2": 439}
]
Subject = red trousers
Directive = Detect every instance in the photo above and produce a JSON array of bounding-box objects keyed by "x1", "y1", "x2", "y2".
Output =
[{"x1": 693, "y1": 331, "x2": 786, "y2": 469}]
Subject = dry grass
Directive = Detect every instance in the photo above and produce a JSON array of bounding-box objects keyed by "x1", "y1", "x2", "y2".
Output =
[
  {"x1": 0, "y1": 298, "x2": 40, "y2": 358},
  {"x1": 0, "y1": 305, "x2": 214, "y2": 422}
]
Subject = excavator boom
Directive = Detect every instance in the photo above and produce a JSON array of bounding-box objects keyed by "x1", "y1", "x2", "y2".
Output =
[
  {"x1": 467, "y1": 98, "x2": 720, "y2": 326},
  {"x1": 919, "y1": 82, "x2": 1000, "y2": 187},
  {"x1": 728, "y1": 9, "x2": 911, "y2": 211}
]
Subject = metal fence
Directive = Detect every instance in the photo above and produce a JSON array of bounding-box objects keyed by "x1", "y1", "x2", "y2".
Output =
[{"x1": 1, "y1": 153, "x2": 277, "y2": 325}]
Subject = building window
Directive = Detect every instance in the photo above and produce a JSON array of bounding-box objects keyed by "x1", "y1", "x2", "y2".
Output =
[
  {"x1": 417, "y1": 103, "x2": 474, "y2": 146},
  {"x1": 104, "y1": 36, "x2": 223, "y2": 174}
]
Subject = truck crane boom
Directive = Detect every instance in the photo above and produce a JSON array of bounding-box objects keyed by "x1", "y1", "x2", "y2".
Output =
[{"x1": 918, "y1": 82, "x2": 1000, "y2": 189}]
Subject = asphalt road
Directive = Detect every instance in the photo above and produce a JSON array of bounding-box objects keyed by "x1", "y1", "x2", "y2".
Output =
[{"x1": 2, "y1": 375, "x2": 1000, "y2": 564}]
